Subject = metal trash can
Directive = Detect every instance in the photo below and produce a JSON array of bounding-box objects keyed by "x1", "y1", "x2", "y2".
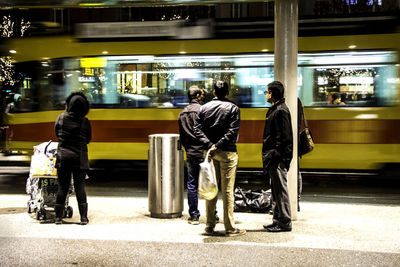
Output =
[{"x1": 148, "y1": 134, "x2": 184, "y2": 218}]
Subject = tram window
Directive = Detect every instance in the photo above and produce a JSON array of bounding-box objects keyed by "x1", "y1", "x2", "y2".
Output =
[
  {"x1": 5, "y1": 61, "x2": 38, "y2": 113},
  {"x1": 9, "y1": 51, "x2": 397, "y2": 111},
  {"x1": 9, "y1": 55, "x2": 273, "y2": 110},
  {"x1": 110, "y1": 55, "x2": 274, "y2": 108},
  {"x1": 298, "y1": 51, "x2": 398, "y2": 107}
]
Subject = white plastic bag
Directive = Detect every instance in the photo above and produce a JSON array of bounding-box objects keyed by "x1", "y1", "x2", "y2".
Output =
[
  {"x1": 30, "y1": 153, "x2": 57, "y2": 177},
  {"x1": 198, "y1": 149, "x2": 218, "y2": 200},
  {"x1": 30, "y1": 141, "x2": 58, "y2": 178}
]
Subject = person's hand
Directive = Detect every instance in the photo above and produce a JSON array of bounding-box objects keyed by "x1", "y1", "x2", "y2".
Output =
[{"x1": 209, "y1": 144, "x2": 217, "y2": 158}]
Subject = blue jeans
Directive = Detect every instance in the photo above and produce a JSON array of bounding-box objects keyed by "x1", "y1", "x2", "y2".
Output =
[{"x1": 187, "y1": 155, "x2": 202, "y2": 218}]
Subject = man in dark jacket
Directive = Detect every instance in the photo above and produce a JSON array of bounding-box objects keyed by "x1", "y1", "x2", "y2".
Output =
[
  {"x1": 178, "y1": 85, "x2": 205, "y2": 225},
  {"x1": 54, "y1": 92, "x2": 91, "y2": 225},
  {"x1": 194, "y1": 81, "x2": 246, "y2": 237},
  {"x1": 262, "y1": 81, "x2": 293, "y2": 232}
]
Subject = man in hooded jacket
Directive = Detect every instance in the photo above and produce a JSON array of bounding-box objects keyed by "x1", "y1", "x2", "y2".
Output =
[{"x1": 54, "y1": 92, "x2": 91, "y2": 225}]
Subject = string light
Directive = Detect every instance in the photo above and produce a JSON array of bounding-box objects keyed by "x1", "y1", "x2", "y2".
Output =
[{"x1": 0, "y1": 15, "x2": 31, "y2": 86}]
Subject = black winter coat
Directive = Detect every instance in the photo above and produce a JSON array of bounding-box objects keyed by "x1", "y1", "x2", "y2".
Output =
[
  {"x1": 178, "y1": 100, "x2": 204, "y2": 158},
  {"x1": 194, "y1": 97, "x2": 240, "y2": 152},
  {"x1": 55, "y1": 94, "x2": 92, "y2": 170},
  {"x1": 262, "y1": 98, "x2": 293, "y2": 171}
]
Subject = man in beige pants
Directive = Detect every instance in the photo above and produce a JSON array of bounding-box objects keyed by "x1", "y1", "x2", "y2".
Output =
[{"x1": 194, "y1": 80, "x2": 246, "y2": 237}]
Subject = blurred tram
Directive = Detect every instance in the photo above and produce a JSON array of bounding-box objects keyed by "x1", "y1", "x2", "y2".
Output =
[{"x1": 2, "y1": 31, "x2": 400, "y2": 175}]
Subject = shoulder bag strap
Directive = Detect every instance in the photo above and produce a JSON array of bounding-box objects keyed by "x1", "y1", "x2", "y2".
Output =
[{"x1": 302, "y1": 106, "x2": 309, "y2": 129}]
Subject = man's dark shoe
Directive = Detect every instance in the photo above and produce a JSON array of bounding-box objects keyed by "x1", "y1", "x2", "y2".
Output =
[
  {"x1": 263, "y1": 222, "x2": 277, "y2": 229},
  {"x1": 267, "y1": 225, "x2": 292, "y2": 232},
  {"x1": 188, "y1": 216, "x2": 200, "y2": 225}
]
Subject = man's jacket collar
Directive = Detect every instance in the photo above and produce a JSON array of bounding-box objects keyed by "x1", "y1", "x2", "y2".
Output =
[
  {"x1": 190, "y1": 99, "x2": 201, "y2": 105},
  {"x1": 270, "y1": 98, "x2": 286, "y2": 109}
]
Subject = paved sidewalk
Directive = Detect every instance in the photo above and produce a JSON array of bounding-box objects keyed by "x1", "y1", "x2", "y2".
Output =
[{"x1": 0, "y1": 189, "x2": 400, "y2": 266}]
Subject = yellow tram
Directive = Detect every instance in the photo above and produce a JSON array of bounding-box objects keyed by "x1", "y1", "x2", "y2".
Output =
[{"x1": 3, "y1": 32, "x2": 400, "y2": 173}]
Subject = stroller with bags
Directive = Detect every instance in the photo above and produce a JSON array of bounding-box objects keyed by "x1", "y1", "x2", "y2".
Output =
[{"x1": 26, "y1": 141, "x2": 73, "y2": 220}]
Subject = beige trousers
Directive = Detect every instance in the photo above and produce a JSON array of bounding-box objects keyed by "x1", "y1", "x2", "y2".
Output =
[{"x1": 206, "y1": 150, "x2": 238, "y2": 233}]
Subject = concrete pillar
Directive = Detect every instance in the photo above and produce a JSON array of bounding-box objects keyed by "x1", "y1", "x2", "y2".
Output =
[{"x1": 274, "y1": 0, "x2": 298, "y2": 220}]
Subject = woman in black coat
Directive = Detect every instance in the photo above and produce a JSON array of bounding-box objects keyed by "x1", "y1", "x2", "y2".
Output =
[{"x1": 54, "y1": 92, "x2": 92, "y2": 225}]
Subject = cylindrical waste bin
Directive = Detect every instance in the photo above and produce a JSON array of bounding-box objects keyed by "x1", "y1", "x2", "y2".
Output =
[{"x1": 148, "y1": 134, "x2": 184, "y2": 218}]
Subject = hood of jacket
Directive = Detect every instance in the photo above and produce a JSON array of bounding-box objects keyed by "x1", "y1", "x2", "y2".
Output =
[{"x1": 66, "y1": 92, "x2": 89, "y2": 118}]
